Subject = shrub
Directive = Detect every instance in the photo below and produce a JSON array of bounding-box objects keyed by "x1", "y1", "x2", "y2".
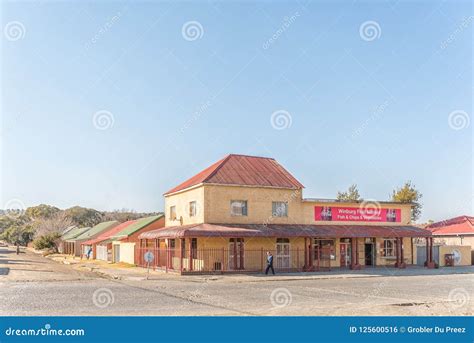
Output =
[{"x1": 33, "y1": 232, "x2": 62, "y2": 251}]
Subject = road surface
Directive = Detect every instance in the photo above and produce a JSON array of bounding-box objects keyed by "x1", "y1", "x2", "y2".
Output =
[{"x1": 0, "y1": 246, "x2": 472, "y2": 316}]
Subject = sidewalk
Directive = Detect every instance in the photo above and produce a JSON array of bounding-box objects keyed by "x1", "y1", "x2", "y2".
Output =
[{"x1": 45, "y1": 252, "x2": 474, "y2": 283}]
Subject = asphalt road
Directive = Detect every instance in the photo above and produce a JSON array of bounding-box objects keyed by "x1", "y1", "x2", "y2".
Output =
[{"x1": 0, "y1": 246, "x2": 472, "y2": 316}]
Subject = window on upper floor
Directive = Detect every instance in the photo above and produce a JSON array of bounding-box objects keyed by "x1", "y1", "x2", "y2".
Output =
[
  {"x1": 272, "y1": 201, "x2": 288, "y2": 217},
  {"x1": 230, "y1": 200, "x2": 248, "y2": 216},
  {"x1": 189, "y1": 201, "x2": 197, "y2": 217},
  {"x1": 170, "y1": 206, "x2": 177, "y2": 221}
]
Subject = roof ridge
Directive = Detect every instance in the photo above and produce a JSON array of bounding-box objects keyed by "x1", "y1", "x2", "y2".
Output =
[
  {"x1": 427, "y1": 215, "x2": 473, "y2": 229},
  {"x1": 270, "y1": 158, "x2": 305, "y2": 189},
  {"x1": 201, "y1": 154, "x2": 233, "y2": 183},
  {"x1": 227, "y1": 153, "x2": 276, "y2": 160}
]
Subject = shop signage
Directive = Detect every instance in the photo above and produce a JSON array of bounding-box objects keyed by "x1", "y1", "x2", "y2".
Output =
[{"x1": 314, "y1": 206, "x2": 401, "y2": 222}]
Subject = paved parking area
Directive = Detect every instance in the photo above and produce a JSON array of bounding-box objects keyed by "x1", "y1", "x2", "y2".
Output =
[{"x1": 0, "y1": 246, "x2": 472, "y2": 316}]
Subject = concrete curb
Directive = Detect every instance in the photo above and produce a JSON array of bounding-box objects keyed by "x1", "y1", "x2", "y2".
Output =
[{"x1": 42, "y1": 252, "x2": 474, "y2": 283}]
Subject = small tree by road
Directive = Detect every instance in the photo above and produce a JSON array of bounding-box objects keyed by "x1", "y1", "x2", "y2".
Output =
[{"x1": 391, "y1": 181, "x2": 423, "y2": 221}]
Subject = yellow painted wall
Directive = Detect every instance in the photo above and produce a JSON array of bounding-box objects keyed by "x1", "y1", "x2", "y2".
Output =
[
  {"x1": 119, "y1": 242, "x2": 136, "y2": 264},
  {"x1": 204, "y1": 185, "x2": 303, "y2": 225},
  {"x1": 164, "y1": 184, "x2": 412, "y2": 227},
  {"x1": 164, "y1": 186, "x2": 205, "y2": 226},
  {"x1": 176, "y1": 236, "x2": 416, "y2": 271},
  {"x1": 438, "y1": 245, "x2": 471, "y2": 267},
  {"x1": 373, "y1": 237, "x2": 413, "y2": 266},
  {"x1": 433, "y1": 235, "x2": 474, "y2": 248},
  {"x1": 112, "y1": 241, "x2": 136, "y2": 265}
]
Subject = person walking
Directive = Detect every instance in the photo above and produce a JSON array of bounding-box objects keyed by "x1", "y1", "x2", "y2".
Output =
[
  {"x1": 86, "y1": 246, "x2": 93, "y2": 260},
  {"x1": 265, "y1": 251, "x2": 275, "y2": 275}
]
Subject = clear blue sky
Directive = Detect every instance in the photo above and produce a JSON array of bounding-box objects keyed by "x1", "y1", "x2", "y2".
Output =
[{"x1": 1, "y1": 0, "x2": 472, "y2": 222}]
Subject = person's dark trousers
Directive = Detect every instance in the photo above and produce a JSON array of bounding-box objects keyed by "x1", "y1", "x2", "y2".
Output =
[{"x1": 265, "y1": 264, "x2": 275, "y2": 275}]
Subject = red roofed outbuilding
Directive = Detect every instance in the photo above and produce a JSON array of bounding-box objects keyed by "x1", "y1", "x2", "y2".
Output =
[
  {"x1": 427, "y1": 216, "x2": 474, "y2": 264},
  {"x1": 81, "y1": 220, "x2": 137, "y2": 260}
]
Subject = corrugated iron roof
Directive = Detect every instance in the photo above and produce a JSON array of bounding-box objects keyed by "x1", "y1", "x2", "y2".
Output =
[
  {"x1": 164, "y1": 154, "x2": 304, "y2": 195},
  {"x1": 139, "y1": 223, "x2": 431, "y2": 239},
  {"x1": 81, "y1": 220, "x2": 137, "y2": 246},
  {"x1": 427, "y1": 216, "x2": 474, "y2": 235},
  {"x1": 62, "y1": 227, "x2": 91, "y2": 241},
  {"x1": 109, "y1": 215, "x2": 164, "y2": 239},
  {"x1": 71, "y1": 221, "x2": 119, "y2": 241}
]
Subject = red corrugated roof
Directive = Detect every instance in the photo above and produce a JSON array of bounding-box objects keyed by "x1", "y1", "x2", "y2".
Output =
[
  {"x1": 165, "y1": 154, "x2": 304, "y2": 195},
  {"x1": 139, "y1": 223, "x2": 431, "y2": 239},
  {"x1": 427, "y1": 216, "x2": 474, "y2": 235},
  {"x1": 81, "y1": 220, "x2": 137, "y2": 246}
]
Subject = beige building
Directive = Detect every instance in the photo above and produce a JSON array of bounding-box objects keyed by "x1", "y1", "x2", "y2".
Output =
[
  {"x1": 427, "y1": 216, "x2": 474, "y2": 265},
  {"x1": 139, "y1": 154, "x2": 433, "y2": 274}
]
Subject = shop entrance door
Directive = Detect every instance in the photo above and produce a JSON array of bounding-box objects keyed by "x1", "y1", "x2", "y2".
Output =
[
  {"x1": 340, "y1": 241, "x2": 351, "y2": 267},
  {"x1": 276, "y1": 241, "x2": 291, "y2": 269},
  {"x1": 228, "y1": 238, "x2": 244, "y2": 270},
  {"x1": 365, "y1": 243, "x2": 374, "y2": 266}
]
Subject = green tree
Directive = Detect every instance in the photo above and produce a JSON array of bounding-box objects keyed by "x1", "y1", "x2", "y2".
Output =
[
  {"x1": 64, "y1": 206, "x2": 103, "y2": 227},
  {"x1": 337, "y1": 184, "x2": 361, "y2": 202},
  {"x1": 0, "y1": 225, "x2": 35, "y2": 246},
  {"x1": 103, "y1": 209, "x2": 161, "y2": 222},
  {"x1": 391, "y1": 181, "x2": 423, "y2": 221},
  {"x1": 0, "y1": 216, "x2": 17, "y2": 235},
  {"x1": 25, "y1": 204, "x2": 60, "y2": 220}
]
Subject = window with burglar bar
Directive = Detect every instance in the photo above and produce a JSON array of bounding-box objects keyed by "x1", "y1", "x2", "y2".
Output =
[
  {"x1": 382, "y1": 238, "x2": 396, "y2": 257},
  {"x1": 170, "y1": 206, "x2": 176, "y2": 220},
  {"x1": 313, "y1": 239, "x2": 336, "y2": 260},
  {"x1": 272, "y1": 201, "x2": 288, "y2": 217},
  {"x1": 230, "y1": 200, "x2": 247, "y2": 216},
  {"x1": 189, "y1": 201, "x2": 196, "y2": 217}
]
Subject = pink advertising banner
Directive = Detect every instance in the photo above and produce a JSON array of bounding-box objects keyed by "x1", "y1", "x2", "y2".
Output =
[{"x1": 314, "y1": 206, "x2": 401, "y2": 223}]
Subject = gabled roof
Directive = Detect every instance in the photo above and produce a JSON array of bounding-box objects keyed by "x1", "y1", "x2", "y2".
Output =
[
  {"x1": 109, "y1": 215, "x2": 164, "y2": 239},
  {"x1": 427, "y1": 216, "x2": 474, "y2": 235},
  {"x1": 72, "y1": 220, "x2": 119, "y2": 241},
  {"x1": 61, "y1": 225, "x2": 77, "y2": 235},
  {"x1": 165, "y1": 154, "x2": 304, "y2": 195},
  {"x1": 81, "y1": 220, "x2": 137, "y2": 246},
  {"x1": 62, "y1": 227, "x2": 91, "y2": 241}
]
